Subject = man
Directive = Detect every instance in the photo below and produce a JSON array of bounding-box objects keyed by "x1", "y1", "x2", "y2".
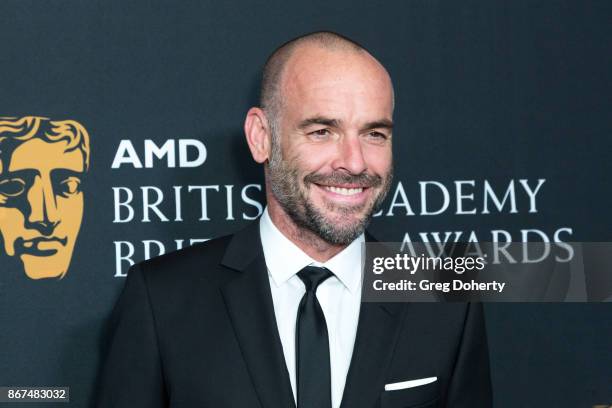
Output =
[
  {"x1": 97, "y1": 32, "x2": 492, "y2": 407},
  {"x1": 0, "y1": 116, "x2": 89, "y2": 280}
]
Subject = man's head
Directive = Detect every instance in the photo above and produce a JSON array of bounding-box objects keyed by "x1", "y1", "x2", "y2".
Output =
[
  {"x1": 245, "y1": 31, "x2": 394, "y2": 246},
  {"x1": 0, "y1": 116, "x2": 90, "y2": 279}
]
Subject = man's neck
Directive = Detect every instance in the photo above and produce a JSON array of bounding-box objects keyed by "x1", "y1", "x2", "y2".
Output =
[{"x1": 266, "y1": 200, "x2": 346, "y2": 263}]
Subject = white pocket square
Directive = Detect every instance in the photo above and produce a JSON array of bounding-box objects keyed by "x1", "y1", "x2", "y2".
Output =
[{"x1": 384, "y1": 376, "x2": 437, "y2": 391}]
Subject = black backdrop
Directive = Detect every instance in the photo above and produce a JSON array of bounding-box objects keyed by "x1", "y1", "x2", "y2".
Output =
[{"x1": 1, "y1": 0, "x2": 611, "y2": 406}]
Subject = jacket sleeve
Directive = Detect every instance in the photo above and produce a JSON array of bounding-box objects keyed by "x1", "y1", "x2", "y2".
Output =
[
  {"x1": 444, "y1": 302, "x2": 493, "y2": 407},
  {"x1": 96, "y1": 263, "x2": 168, "y2": 408}
]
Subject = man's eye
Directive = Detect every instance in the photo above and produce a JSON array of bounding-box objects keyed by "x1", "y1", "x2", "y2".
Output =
[
  {"x1": 59, "y1": 177, "x2": 81, "y2": 196},
  {"x1": 0, "y1": 178, "x2": 26, "y2": 197},
  {"x1": 310, "y1": 129, "x2": 330, "y2": 137},
  {"x1": 368, "y1": 131, "x2": 387, "y2": 139}
]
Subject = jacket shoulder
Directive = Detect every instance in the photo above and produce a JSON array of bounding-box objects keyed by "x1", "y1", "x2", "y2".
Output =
[{"x1": 132, "y1": 233, "x2": 234, "y2": 287}]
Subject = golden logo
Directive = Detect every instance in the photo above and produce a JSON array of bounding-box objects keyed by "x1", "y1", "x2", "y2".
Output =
[{"x1": 0, "y1": 116, "x2": 90, "y2": 279}]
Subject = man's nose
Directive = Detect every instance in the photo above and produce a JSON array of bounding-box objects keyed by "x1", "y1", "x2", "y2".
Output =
[
  {"x1": 26, "y1": 175, "x2": 60, "y2": 234},
  {"x1": 333, "y1": 135, "x2": 368, "y2": 175}
]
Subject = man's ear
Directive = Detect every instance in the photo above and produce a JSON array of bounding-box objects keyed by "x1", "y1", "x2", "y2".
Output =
[{"x1": 244, "y1": 107, "x2": 272, "y2": 163}]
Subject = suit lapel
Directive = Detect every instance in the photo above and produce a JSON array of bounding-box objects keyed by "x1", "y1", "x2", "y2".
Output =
[
  {"x1": 220, "y1": 221, "x2": 296, "y2": 408},
  {"x1": 340, "y1": 231, "x2": 406, "y2": 408},
  {"x1": 339, "y1": 302, "x2": 404, "y2": 408}
]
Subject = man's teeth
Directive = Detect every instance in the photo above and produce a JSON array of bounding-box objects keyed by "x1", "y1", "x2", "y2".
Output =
[{"x1": 324, "y1": 186, "x2": 364, "y2": 196}]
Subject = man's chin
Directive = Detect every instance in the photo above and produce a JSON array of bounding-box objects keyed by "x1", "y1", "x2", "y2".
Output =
[
  {"x1": 305, "y1": 208, "x2": 370, "y2": 245},
  {"x1": 326, "y1": 212, "x2": 367, "y2": 228},
  {"x1": 317, "y1": 224, "x2": 365, "y2": 246},
  {"x1": 313, "y1": 198, "x2": 373, "y2": 224}
]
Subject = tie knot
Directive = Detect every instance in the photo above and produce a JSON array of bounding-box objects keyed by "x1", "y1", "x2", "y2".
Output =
[{"x1": 297, "y1": 266, "x2": 333, "y2": 292}]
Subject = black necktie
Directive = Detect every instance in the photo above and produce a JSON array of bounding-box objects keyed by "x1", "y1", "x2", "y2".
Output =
[{"x1": 296, "y1": 266, "x2": 334, "y2": 408}]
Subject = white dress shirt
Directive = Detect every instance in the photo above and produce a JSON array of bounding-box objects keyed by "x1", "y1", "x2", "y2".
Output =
[{"x1": 259, "y1": 207, "x2": 364, "y2": 408}]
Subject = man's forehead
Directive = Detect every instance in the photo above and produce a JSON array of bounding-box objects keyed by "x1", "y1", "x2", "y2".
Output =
[
  {"x1": 280, "y1": 44, "x2": 394, "y2": 116},
  {"x1": 285, "y1": 44, "x2": 390, "y2": 86},
  {"x1": 5, "y1": 138, "x2": 84, "y2": 173}
]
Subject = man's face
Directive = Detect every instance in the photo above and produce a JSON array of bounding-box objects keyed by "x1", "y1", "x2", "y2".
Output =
[
  {"x1": 0, "y1": 138, "x2": 84, "y2": 279},
  {"x1": 268, "y1": 45, "x2": 394, "y2": 245}
]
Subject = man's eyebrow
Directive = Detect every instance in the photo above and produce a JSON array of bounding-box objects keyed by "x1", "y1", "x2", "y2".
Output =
[
  {"x1": 297, "y1": 117, "x2": 394, "y2": 131},
  {"x1": 297, "y1": 117, "x2": 342, "y2": 129},
  {"x1": 361, "y1": 119, "x2": 394, "y2": 131}
]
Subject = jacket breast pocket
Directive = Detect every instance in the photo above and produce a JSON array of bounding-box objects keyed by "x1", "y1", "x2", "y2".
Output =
[{"x1": 380, "y1": 380, "x2": 439, "y2": 408}]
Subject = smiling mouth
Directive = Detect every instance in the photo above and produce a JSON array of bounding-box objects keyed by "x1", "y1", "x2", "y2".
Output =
[
  {"x1": 321, "y1": 185, "x2": 366, "y2": 196},
  {"x1": 312, "y1": 183, "x2": 372, "y2": 204}
]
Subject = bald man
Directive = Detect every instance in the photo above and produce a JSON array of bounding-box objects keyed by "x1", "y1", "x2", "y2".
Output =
[{"x1": 97, "y1": 32, "x2": 492, "y2": 408}]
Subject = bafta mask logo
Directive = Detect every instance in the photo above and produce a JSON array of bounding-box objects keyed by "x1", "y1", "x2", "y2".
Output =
[{"x1": 0, "y1": 116, "x2": 90, "y2": 279}]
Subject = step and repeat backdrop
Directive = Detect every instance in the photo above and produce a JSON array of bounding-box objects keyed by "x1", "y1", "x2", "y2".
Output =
[{"x1": 1, "y1": 1, "x2": 611, "y2": 406}]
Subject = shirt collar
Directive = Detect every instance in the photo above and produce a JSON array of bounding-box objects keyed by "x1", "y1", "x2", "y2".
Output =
[{"x1": 259, "y1": 207, "x2": 363, "y2": 294}]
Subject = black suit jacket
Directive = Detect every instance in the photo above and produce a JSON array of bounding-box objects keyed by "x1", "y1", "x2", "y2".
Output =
[{"x1": 97, "y1": 221, "x2": 492, "y2": 408}]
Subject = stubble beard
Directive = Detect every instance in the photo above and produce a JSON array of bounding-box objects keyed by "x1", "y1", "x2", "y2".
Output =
[{"x1": 267, "y1": 133, "x2": 393, "y2": 246}]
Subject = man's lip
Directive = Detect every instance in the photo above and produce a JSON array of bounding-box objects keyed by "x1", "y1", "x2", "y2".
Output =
[
  {"x1": 314, "y1": 183, "x2": 370, "y2": 189},
  {"x1": 313, "y1": 183, "x2": 371, "y2": 202}
]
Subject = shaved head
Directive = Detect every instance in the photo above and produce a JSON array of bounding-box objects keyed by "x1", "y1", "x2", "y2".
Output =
[{"x1": 260, "y1": 31, "x2": 391, "y2": 124}]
